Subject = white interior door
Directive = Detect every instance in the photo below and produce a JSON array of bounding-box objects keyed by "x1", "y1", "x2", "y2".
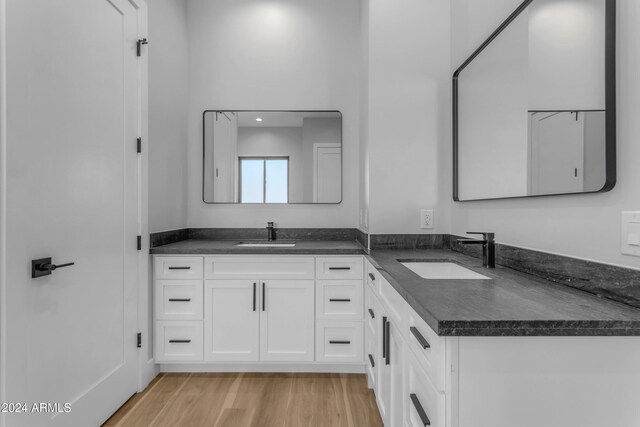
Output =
[
  {"x1": 313, "y1": 143, "x2": 341, "y2": 203},
  {"x1": 3, "y1": 0, "x2": 141, "y2": 425},
  {"x1": 204, "y1": 280, "x2": 260, "y2": 361},
  {"x1": 260, "y1": 280, "x2": 315, "y2": 362},
  {"x1": 528, "y1": 112, "x2": 584, "y2": 195}
]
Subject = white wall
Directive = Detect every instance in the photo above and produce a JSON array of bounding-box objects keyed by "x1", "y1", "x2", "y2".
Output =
[
  {"x1": 186, "y1": 0, "x2": 360, "y2": 228},
  {"x1": 237, "y1": 127, "x2": 304, "y2": 202},
  {"x1": 363, "y1": 0, "x2": 451, "y2": 234},
  {"x1": 148, "y1": 0, "x2": 189, "y2": 232},
  {"x1": 450, "y1": 0, "x2": 640, "y2": 269}
]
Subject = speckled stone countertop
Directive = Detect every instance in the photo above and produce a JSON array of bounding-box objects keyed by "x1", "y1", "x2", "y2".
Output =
[
  {"x1": 149, "y1": 239, "x2": 367, "y2": 255},
  {"x1": 368, "y1": 249, "x2": 640, "y2": 337}
]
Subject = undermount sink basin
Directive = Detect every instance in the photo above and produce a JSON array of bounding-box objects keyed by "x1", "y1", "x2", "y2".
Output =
[
  {"x1": 236, "y1": 242, "x2": 296, "y2": 248},
  {"x1": 401, "y1": 261, "x2": 490, "y2": 280}
]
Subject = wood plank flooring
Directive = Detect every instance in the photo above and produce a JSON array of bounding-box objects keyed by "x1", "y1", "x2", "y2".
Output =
[{"x1": 102, "y1": 373, "x2": 383, "y2": 427}]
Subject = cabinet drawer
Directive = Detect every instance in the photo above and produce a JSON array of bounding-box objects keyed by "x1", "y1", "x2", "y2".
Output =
[
  {"x1": 379, "y1": 274, "x2": 408, "y2": 329},
  {"x1": 406, "y1": 306, "x2": 446, "y2": 392},
  {"x1": 316, "y1": 280, "x2": 363, "y2": 321},
  {"x1": 405, "y1": 349, "x2": 445, "y2": 427},
  {"x1": 155, "y1": 280, "x2": 203, "y2": 320},
  {"x1": 155, "y1": 256, "x2": 204, "y2": 280},
  {"x1": 205, "y1": 256, "x2": 314, "y2": 279},
  {"x1": 366, "y1": 260, "x2": 378, "y2": 291},
  {"x1": 155, "y1": 321, "x2": 203, "y2": 362},
  {"x1": 316, "y1": 257, "x2": 364, "y2": 280},
  {"x1": 365, "y1": 284, "x2": 379, "y2": 338},
  {"x1": 316, "y1": 322, "x2": 364, "y2": 363}
]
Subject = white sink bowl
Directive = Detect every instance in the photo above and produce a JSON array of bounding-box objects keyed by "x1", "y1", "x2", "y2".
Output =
[
  {"x1": 401, "y1": 262, "x2": 490, "y2": 280},
  {"x1": 236, "y1": 242, "x2": 296, "y2": 248}
]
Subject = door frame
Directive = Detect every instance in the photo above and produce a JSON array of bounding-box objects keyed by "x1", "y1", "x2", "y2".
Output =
[
  {"x1": 0, "y1": 2, "x2": 152, "y2": 425},
  {"x1": 0, "y1": 1, "x2": 7, "y2": 425},
  {"x1": 312, "y1": 142, "x2": 342, "y2": 203}
]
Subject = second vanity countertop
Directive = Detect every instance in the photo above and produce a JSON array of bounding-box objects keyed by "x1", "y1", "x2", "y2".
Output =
[
  {"x1": 150, "y1": 240, "x2": 640, "y2": 336},
  {"x1": 368, "y1": 249, "x2": 640, "y2": 337}
]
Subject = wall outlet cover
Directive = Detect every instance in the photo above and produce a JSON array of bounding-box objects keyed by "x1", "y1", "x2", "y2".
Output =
[
  {"x1": 621, "y1": 211, "x2": 640, "y2": 257},
  {"x1": 420, "y1": 209, "x2": 434, "y2": 229}
]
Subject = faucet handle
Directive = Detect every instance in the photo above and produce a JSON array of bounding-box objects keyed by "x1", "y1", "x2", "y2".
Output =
[
  {"x1": 267, "y1": 222, "x2": 274, "y2": 228},
  {"x1": 467, "y1": 232, "x2": 495, "y2": 241}
]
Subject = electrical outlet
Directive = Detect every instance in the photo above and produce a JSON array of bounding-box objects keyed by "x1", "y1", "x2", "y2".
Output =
[{"x1": 420, "y1": 209, "x2": 434, "y2": 229}]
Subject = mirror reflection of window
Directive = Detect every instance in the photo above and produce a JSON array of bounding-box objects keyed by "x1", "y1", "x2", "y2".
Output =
[{"x1": 239, "y1": 157, "x2": 289, "y2": 204}]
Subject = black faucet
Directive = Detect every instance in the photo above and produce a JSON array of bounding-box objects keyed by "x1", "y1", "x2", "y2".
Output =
[
  {"x1": 456, "y1": 232, "x2": 495, "y2": 268},
  {"x1": 266, "y1": 222, "x2": 276, "y2": 241}
]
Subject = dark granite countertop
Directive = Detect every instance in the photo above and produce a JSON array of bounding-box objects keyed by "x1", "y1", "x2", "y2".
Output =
[
  {"x1": 149, "y1": 239, "x2": 367, "y2": 255},
  {"x1": 368, "y1": 249, "x2": 640, "y2": 337}
]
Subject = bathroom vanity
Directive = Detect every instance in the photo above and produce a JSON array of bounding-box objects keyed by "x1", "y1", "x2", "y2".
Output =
[{"x1": 150, "y1": 237, "x2": 640, "y2": 427}]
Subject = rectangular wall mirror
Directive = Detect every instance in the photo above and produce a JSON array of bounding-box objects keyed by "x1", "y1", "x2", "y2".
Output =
[
  {"x1": 453, "y1": 0, "x2": 616, "y2": 201},
  {"x1": 203, "y1": 110, "x2": 342, "y2": 204}
]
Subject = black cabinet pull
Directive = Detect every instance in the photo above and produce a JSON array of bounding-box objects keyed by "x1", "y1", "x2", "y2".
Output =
[
  {"x1": 253, "y1": 282, "x2": 257, "y2": 312},
  {"x1": 368, "y1": 308, "x2": 375, "y2": 319},
  {"x1": 168, "y1": 298, "x2": 191, "y2": 302},
  {"x1": 329, "y1": 340, "x2": 351, "y2": 345},
  {"x1": 410, "y1": 393, "x2": 431, "y2": 426},
  {"x1": 329, "y1": 266, "x2": 351, "y2": 270},
  {"x1": 368, "y1": 272, "x2": 376, "y2": 281},
  {"x1": 410, "y1": 327, "x2": 431, "y2": 349},
  {"x1": 169, "y1": 339, "x2": 191, "y2": 344},
  {"x1": 368, "y1": 354, "x2": 375, "y2": 368},
  {"x1": 385, "y1": 319, "x2": 391, "y2": 365},
  {"x1": 168, "y1": 266, "x2": 191, "y2": 270},
  {"x1": 381, "y1": 317, "x2": 387, "y2": 359},
  {"x1": 329, "y1": 298, "x2": 351, "y2": 302},
  {"x1": 262, "y1": 282, "x2": 266, "y2": 311}
]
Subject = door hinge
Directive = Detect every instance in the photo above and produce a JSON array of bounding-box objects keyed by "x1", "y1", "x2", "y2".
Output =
[
  {"x1": 137, "y1": 137, "x2": 142, "y2": 154},
  {"x1": 137, "y1": 332, "x2": 142, "y2": 348},
  {"x1": 137, "y1": 38, "x2": 148, "y2": 57},
  {"x1": 137, "y1": 235, "x2": 142, "y2": 251}
]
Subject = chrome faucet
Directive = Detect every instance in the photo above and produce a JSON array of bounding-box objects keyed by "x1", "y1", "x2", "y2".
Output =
[
  {"x1": 266, "y1": 222, "x2": 276, "y2": 241},
  {"x1": 456, "y1": 232, "x2": 495, "y2": 268}
]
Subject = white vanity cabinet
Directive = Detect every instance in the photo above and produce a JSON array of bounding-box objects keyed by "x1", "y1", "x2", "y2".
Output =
[
  {"x1": 365, "y1": 258, "x2": 445, "y2": 427},
  {"x1": 154, "y1": 254, "x2": 364, "y2": 367},
  {"x1": 364, "y1": 259, "x2": 640, "y2": 427}
]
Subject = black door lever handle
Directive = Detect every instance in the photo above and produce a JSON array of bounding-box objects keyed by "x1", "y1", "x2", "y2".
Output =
[{"x1": 32, "y1": 257, "x2": 75, "y2": 278}]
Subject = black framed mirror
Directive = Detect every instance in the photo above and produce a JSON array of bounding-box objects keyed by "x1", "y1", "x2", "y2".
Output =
[
  {"x1": 202, "y1": 110, "x2": 343, "y2": 204},
  {"x1": 453, "y1": 0, "x2": 616, "y2": 201}
]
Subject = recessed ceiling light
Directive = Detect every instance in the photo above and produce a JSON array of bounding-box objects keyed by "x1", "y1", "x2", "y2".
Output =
[{"x1": 256, "y1": 117, "x2": 263, "y2": 122}]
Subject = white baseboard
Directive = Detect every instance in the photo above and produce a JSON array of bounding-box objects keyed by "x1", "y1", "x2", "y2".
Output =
[{"x1": 159, "y1": 363, "x2": 365, "y2": 374}]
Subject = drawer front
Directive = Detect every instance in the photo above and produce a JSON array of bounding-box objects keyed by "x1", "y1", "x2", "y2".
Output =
[
  {"x1": 316, "y1": 322, "x2": 364, "y2": 363},
  {"x1": 365, "y1": 285, "x2": 379, "y2": 338},
  {"x1": 405, "y1": 350, "x2": 445, "y2": 427},
  {"x1": 406, "y1": 306, "x2": 446, "y2": 392},
  {"x1": 155, "y1": 321, "x2": 203, "y2": 362},
  {"x1": 366, "y1": 260, "x2": 378, "y2": 291},
  {"x1": 155, "y1": 256, "x2": 204, "y2": 280},
  {"x1": 316, "y1": 257, "x2": 364, "y2": 280},
  {"x1": 316, "y1": 280, "x2": 363, "y2": 321},
  {"x1": 155, "y1": 280, "x2": 203, "y2": 320},
  {"x1": 205, "y1": 256, "x2": 315, "y2": 279},
  {"x1": 379, "y1": 274, "x2": 408, "y2": 330}
]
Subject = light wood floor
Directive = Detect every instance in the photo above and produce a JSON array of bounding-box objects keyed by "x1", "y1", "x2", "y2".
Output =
[{"x1": 102, "y1": 373, "x2": 383, "y2": 427}]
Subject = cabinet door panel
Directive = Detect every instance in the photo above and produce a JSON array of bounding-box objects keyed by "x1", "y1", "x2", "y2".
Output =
[
  {"x1": 204, "y1": 280, "x2": 259, "y2": 361},
  {"x1": 260, "y1": 280, "x2": 315, "y2": 362}
]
